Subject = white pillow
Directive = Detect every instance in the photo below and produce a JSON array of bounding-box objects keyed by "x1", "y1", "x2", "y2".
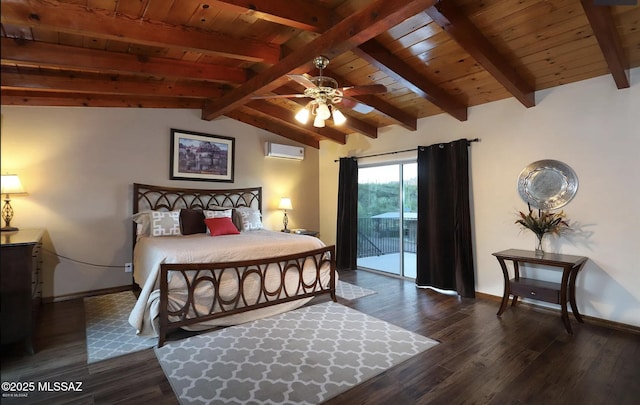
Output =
[
  {"x1": 150, "y1": 210, "x2": 181, "y2": 236},
  {"x1": 203, "y1": 209, "x2": 233, "y2": 219},
  {"x1": 132, "y1": 210, "x2": 152, "y2": 236},
  {"x1": 235, "y1": 207, "x2": 263, "y2": 231}
]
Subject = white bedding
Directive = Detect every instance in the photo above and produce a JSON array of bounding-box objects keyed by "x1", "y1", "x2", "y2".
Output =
[{"x1": 128, "y1": 230, "x2": 333, "y2": 336}]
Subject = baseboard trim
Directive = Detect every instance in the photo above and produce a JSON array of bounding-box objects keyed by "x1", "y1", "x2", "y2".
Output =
[
  {"x1": 475, "y1": 291, "x2": 640, "y2": 335},
  {"x1": 42, "y1": 285, "x2": 132, "y2": 303}
]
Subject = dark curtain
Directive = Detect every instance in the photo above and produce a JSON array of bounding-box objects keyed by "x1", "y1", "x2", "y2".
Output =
[
  {"x1": 416, "y1": 139, "x2": 475, "y2": 298},
  {"x1": 336, "y1": 157, "x2": 358, "y2": 271}
]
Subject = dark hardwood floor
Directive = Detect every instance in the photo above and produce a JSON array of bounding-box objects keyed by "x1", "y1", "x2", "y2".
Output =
[{"x1": 2, "y1": 270, "x2": 639, "y2": 404}]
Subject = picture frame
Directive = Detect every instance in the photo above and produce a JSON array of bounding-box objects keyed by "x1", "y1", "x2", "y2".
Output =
[{"x1": 170, "y1": 129, "x2": 235, "y2": 182}]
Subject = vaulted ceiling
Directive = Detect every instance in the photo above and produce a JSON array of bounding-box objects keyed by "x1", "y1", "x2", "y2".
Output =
[{"x1": 1, "y1": 0, "x2": 639, "y2": 148}]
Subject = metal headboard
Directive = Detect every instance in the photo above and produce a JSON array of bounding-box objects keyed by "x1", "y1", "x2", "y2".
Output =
[
  {"x1": 132, "y1": 183, "x2": 262, "y2": 249},
  {"x1": 133, "y1": 183, "x2": 261, "y2": 214}
]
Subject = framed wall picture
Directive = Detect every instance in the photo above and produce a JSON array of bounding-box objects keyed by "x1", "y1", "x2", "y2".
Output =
[{"x1": 170, "y1": 129, "x2": 235, "y2": 182}]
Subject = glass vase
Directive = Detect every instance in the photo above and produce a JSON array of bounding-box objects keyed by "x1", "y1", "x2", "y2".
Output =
[{"x1": 535, "y1": 234, "x2": 544, "y2": 257}]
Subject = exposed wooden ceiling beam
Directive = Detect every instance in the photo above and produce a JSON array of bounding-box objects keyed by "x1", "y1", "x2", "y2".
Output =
[
  {"x1": 201, "y1": 0, "x2": 438, "y2": 121},
  {"x1": 335, "y1": 110, "x2": 378, "y2": 139},
  {"x1": 1, "y1": 70, "x2": 224, "y2": 98},
  {"x1": 0, "y1": 38, "x2": 247, "y2": 84},
  {"x1": 212, "y1": 0, "x2": 334, "y2": 32},
  {"x1": 246, "y1": 101, "x2": 346, "y2": 144},
  {"x1": 0, "y1": 0, "x2": 280, "y2": 64},
  {"x1": 226, "y1": 108, "x2": 320, "y2": 149},
  {"x1": 0, "y1": 89, "x2": 205, "y2": 109},
  {"x1": 351, "y1": 94, "x2": 418, "y2": 131},
  {"x1": 580, "y1": 0, "x2": 630, "y2": 89},
  {"x1": 355, "y1": 40, "x2": 468, "y2": 121},
  {"x1": 425, "y1": 4, "x2": 535, "y2": 108}
]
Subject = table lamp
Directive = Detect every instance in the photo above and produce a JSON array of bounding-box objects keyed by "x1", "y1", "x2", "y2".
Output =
[
  {"x1": 1, "y1": 174, "x2": 27, "y2": 232},
  {"x1": 278, "y1": 197, "x2": 293, "y2": 233}
]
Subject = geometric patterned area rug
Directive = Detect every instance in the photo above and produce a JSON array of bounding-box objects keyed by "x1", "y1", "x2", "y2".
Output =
[
  {"x1": 335, "y1": 280, "x2": 376, "y2": 301},
  {"x1": 84, "y1": 291, "x2": 156, "y2": 363},
  {"x1": 155, "y1": 301, "x2": 438, "y2": 404}
]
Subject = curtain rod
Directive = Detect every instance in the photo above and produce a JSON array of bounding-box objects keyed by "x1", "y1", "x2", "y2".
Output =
[{"x1": 334, "y1": 138, "x2": 479, "y2": 162}]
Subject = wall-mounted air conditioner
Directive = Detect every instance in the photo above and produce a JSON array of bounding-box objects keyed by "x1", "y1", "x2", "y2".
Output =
[{"x1": 264, "y1": 142, "x2": 305, "y2": 160}]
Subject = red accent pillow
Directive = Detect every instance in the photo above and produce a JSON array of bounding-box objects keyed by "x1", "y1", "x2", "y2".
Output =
[{"x1": 204, "y1": 217, "x2": 240, "y2": 236}]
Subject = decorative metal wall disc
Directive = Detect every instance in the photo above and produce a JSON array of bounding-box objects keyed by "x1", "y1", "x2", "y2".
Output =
[{"x1": 517, "y1": 160, "x2": 578, "y2": 210}]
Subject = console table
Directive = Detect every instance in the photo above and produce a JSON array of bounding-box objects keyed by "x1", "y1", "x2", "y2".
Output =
[{"x1": 492, "y1": 249, "x2": 588, "y2": 334}]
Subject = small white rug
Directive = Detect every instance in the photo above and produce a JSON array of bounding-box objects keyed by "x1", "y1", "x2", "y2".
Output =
[
  {"x1": 155, "y1": 301, "x2": 438, "y2": 404},
  {"x1": 84, "y1": 291, "x2": 156, "y2": 363},
  {"x1": 335, "y1": 280, "x2": 376, "y2": 300}
]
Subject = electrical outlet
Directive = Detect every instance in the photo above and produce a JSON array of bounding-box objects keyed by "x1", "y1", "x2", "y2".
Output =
[{"x1": 124, "y1": 262, "x2": 132, "y2": 273}]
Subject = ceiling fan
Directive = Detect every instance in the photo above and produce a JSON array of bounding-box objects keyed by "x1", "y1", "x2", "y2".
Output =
[{"x1": 252, "y1": 56, "x2": 387, "y2": 128}]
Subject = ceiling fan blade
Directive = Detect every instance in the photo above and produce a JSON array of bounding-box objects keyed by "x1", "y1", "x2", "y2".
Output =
[
  {"x1": 341, "y1": 84, "x2": 387, "y2": 97},
  {"x1": 288, "y1": 74, "x2": 318, "y2": 89},
  {"x1": 251, "y1": 94, "x2": 309, "y2": 100},
  {"x1": 341, "y1": 97, "x2": 375, "y2": 114}
]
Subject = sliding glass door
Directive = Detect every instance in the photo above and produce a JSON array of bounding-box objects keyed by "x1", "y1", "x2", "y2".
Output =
[{"x1": 357, "y1": 162, "x2": 417, "y2": 278}]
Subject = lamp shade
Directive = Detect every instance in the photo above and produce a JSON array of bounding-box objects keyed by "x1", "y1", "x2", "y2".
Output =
[
  {"x1": 1, "y1": 175, "x2": 26, "y2": 195},
  {"x1": 332, "y1": 107, "x2": 347, "y2": 125},
  {"x1": 316, "y1": 102, "x2": 331, "y2": 120},
  {"x1": 295, "y1": 106, "x2": 310, "y2": 124},
  {"x1": 313, "y1": 115, "x2": 325, "y2": 128},
  {"x1": 278, "y1": 197, "x2": 293, "y2": 210}
]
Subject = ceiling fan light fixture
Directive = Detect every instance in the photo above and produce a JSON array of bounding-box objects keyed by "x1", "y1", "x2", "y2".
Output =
[
  {"x1": 295, "y1": 105, "x2": 310, "y2": 124},
  {"x1": 331, "y1": 107, "x2": 346, "y2": 126},
  {"x1": 254, "y1": 56, "x2": 384, "y2": 129}
]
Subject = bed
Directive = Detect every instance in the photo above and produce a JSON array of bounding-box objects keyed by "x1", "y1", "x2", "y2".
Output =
[{"x1": 127, "y1": 183, "x2": 336, "y2": 347}]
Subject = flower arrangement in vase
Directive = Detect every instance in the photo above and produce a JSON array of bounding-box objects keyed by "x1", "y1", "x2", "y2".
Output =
[{"x1": 516, "y1": 203, "x2": 570, "y2": 257}]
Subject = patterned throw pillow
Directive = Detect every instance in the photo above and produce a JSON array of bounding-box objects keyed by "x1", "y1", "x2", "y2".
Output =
[
  {"x1": 150, "y1": 211, "x2": 181, "y2": 236},
  {"x1": 203, "y1": 209, "x2": 233, "y2": 219},
  {"x1": 235, "y1": 207, "x2": 263, "y2": 231}
]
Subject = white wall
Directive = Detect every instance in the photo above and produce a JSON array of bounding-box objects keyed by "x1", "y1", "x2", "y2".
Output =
[
  {"x1": 319, "y1": 68, "x2": 640, "y2": 327},
  {"x1": 1, "y1": 108, "x2": 319, "y2": 298}
]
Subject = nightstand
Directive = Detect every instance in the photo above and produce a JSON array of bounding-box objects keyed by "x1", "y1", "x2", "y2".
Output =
[{"x1": 1, "y1": 229, "x2": 44, "y2": 354}]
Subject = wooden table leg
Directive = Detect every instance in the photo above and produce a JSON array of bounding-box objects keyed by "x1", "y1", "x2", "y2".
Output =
[
  {"x1": 496, "y1": 258, "x2": 511, "y2": 317},
  {"x1": 560, "y1": 266, "x2": 573, "y2": 334},
  {"x1": 511, "y1": 261, "x2": 520, "y2": 307},
  {"x1": 569, "y1": 263, "x2": 585, "y2": 323}
]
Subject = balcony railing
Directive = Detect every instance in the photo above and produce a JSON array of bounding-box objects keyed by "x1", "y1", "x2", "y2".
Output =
[{"x1": 357, "y1": 217, "x2": 417, "y2": 258}]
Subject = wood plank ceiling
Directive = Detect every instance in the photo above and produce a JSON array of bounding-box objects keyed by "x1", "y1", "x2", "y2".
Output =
[{"x1": 2, "y1": 0, "x2": 639, "y2": 149}]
